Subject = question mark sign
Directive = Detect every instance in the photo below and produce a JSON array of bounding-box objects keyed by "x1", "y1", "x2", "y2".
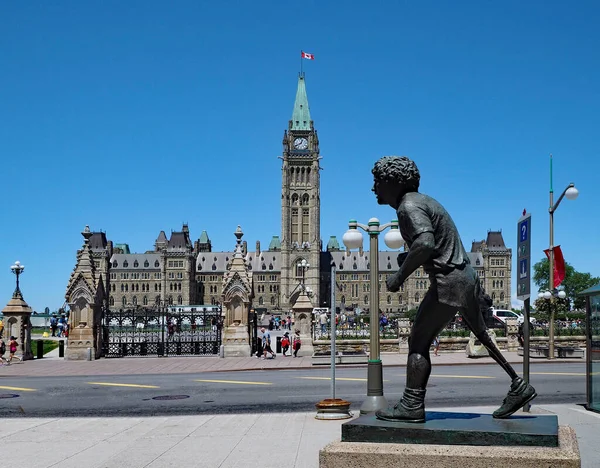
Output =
[{"x1": 521, "y1": 223, "x2": 526, "y2": 240}]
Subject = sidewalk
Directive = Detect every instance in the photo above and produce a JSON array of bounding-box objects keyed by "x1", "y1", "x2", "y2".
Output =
[
  {"x1": 2, "y1": 404, "x2": 598, "y2": 468},
  {"x1": 0, "y1": 349, "x2": 585, "y2": 377}
]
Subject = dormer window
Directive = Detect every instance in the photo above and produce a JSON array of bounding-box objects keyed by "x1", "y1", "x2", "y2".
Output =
[
  {"x1": 123, "y1": 260, "x2": 129, "y2": 268},
  {"x1": 144, "y1": 260, "x2": 149, "y2": 268},
  {"x1": 113, "y1": 261, "x2": 118, "y2": 268},
  {"x1": 154, "y1": 260, "x2": 160, "y2": 268},
  {"x1": 133, "y1": 260, "x2": 139, "y2": 268}
]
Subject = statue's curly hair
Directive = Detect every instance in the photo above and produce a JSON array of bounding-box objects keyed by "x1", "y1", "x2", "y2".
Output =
[{"x1": 372, "y1": 156, "x2": 420, "y2": 192}]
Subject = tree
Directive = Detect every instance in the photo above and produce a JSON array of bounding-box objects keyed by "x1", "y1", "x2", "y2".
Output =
[{"x1": 533, "y1": 258, "x2": 599, "y2": 310}]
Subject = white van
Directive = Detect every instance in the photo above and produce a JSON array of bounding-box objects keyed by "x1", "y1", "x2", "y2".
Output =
[{"x1": 492, "y1": 309, "x2": 525, "y2": 325}]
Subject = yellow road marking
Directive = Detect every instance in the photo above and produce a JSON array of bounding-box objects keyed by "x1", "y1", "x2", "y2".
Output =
[
  {"x1": 87, "y1": 382, "x2": 159, "y2": 389},
  {"x1": 0, "y1": 385, "x2": 36, "y2": 392},
  {"x1": 530, "y1": 372, "x2": 586, "y2": 376},
  {"x1": 194, "y1": 379, "x2": 272, "y2": 386},
  {"x1": 297, "y1": 377, "x2": 389, "y2": 382},
  {"x1": 430, "y1": 375, "x2": 495, "y2": 379}
]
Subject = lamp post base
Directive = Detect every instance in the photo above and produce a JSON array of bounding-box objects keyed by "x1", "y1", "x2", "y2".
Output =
[{"x1": 360, "y1": 395, "x2": 388, "y2": 415}]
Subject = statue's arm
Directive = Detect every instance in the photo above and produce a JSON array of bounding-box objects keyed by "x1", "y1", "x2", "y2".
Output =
[{"x1": 387, "y1": 232, "x2": 435, "y2": 291}]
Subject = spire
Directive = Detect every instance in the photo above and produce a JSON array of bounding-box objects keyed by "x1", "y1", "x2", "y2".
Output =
[{"x1": 291, "y1": 74, "x2": 311, "y2": 131}]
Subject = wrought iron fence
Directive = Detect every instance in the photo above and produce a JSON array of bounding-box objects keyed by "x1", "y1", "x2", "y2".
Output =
[{"x1": 313, "y1": 319, "x2": 398, "y2": 340}]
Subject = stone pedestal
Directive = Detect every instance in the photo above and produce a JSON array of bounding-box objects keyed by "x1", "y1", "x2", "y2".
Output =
[
  {"x1": 505, "y1": 318, "x2": 519, "y2": 352},
  {"x1": 65, "y1": 325, "x2": 95, "y2": 360},
  {"x1": 321, "y1": 412, "x2": 580, "y2": 467},
  {"x1": 320, "y1": 426, "x2": 580, "y2": 467},
  {"x1": 292, "y1": 291, "x2": 314, "y2": 357},
  {"x1": 397, "y1": 318, "x2": 410, "y2": 354},
  {"x1": 465, "y1": 329, "x2": 498, "y2": 358},
  {"x1": 1, "y1": 295, "x2": 34, "y2": 361},
  {"x1": 223, "y1": 325, "x2": 251, "y2": 357}
]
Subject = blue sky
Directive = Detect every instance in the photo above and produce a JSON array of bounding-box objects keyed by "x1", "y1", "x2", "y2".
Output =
[{"x1": 1, "y1": 1, "x2": 599, "y2": 312}]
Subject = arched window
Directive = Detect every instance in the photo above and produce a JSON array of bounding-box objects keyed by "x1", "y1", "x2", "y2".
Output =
[
  {"x1": 170, "y1": 284, "x2": 173, "y2": 291},
  {"x1": 387, "y1": 295, "x2": 391, "y2": 305},
  {"x1": 125, "y1": 284, "x2": 128, "y2": 292},
  {"x1": 500, "y1": 292, "x2": 505, "y2": 301},
  {"x1": 122, "y1": 296, "x2": 126, "y2": 306},
  {"x1": 113, "y1": 261, "x2": 118, "y2": 268},
  {"x1": 168, "y1": 296, "x2": 173, "y2": 305},
  {"x1": 143, "y1": 296, "x2": 148, "y2": 305},
  {"x1": 415, "y1": 293, "x2": 420, "y2": 303},
  {"x1": 364, "y1": 295, "x2": 369, "y2": 304},
  {"x1": 109, "y1": 296, "x2": 114, "y2": 306},
  {"x1": 492, "y1": 292, "x2": 496, "y2": 301},
  {"x1": 155, "y1": 284, "x2": 158, "y2": 291},
  {"x1": 178, "y1": 296, "x2": 182, "y2": 305},
  {"x1": 259, "y1": 297, "x2": 264, "y2": 305},
  {"x1": 144, "y1": 260, "x2": 149, "y2": 268},
  {"x1": 136, "y1": 284, "x2": 139, "y2": 292},
  {"x1": 123, "y1": 260, "x2": 129, "y2": 268},
  {"x1": 132, "y1": 296, "x2": 137, "y2": 306},
  {"x1": 155, "y1": 260, "x2": 160, "y2": 268},
  {"x1": 121, "y1": 284, "x2": 124, "y2": 292},
  {"x1": 133, "y1": 260, "x2": 139, "y2": 268},
  {"x1": 341, "y1": 295, "x2": 346, "y2": 304},
  {"x1": 270, "y1": 296, "x2": 275, "y2": 306},
  {"x1": 178, "y1": 283, "x2": 182, "y2": 291}
]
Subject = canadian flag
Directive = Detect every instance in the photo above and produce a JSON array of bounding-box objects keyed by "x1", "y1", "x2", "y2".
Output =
[{"x1": 301, "y1": 51, "x2": 315, "y2": 60}]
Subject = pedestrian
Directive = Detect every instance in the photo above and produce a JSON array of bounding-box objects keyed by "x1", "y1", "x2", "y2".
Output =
[
  {"x1": 287, "y1": 315, "x2": 292, "y2": 331},
  {"x1": 432, "y1": 336, "x2": 440, "y2": 356},
  {"x1": 7, "y1": 336, "x2": 21, "y2": 365},
  {"x1": 319, "y1": 311, "x2": 328, "y2": 334},
  {"x1": 281, "y1": 332, "x2": 290, "y2": 356},
  {"x1": 0, "y1": 338, "x2": 7, "y2": 365},
  {"x1": 260, "y1": 327, "x2": 276, "y2": 359},
  {"x1": 50, "y1": 315, "x2": 58, "y2": 337},
  {"x1": 293, "y1": 329, "x2": 302, "y2": 357}
]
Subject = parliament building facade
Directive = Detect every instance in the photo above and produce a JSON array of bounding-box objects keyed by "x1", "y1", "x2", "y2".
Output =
[{"x1": 82, "y1": 74, "x2": 512, "y2": 316}]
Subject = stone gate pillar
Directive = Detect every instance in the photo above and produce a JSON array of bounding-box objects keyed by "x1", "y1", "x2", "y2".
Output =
[
  {"x1": 292, "y1": 291, "x2": 314, "y2": 357},
  {"x1": 64, "y1": 226, "x2": 106, "y2": 360}
]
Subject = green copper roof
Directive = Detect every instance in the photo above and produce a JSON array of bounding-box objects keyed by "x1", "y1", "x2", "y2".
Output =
[
  {"x1": 115, "y1": 243, "x2": 130, "y2": 254},
  {"x1": 579, "y1": 282, "x2": 600, "y2": 296},
  {"x1": 198, "y1": 230, "x2": 210, "y2": 243},
  {"x1": 327, "y1": 236, "x2": 340, "y2": 251},
  {"x1": 291, "y1": 74, "x2": 311, "y2": 131},
  {"x1": 268, "y1": 236, "x2": 281, "y2": 250}
]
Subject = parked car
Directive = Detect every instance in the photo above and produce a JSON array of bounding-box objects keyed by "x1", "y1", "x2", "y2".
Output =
[{"x1": 492, "y1": 309, "x2": 535, "y2": 325}]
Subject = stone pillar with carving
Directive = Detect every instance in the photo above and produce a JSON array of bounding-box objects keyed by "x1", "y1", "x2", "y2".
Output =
[
  {"x1": 505, "y1": 318, "x2": 520, "y2": 352},
  {"x1": 292, "y1": 291, "x2": 314, "y2": 357},
  {"x1": 1, "y1": 266, "x2": 34, "y2": 361},
  {"x1": 221, "y1": 226, "x2": 252, "y2": 357},
  {"x1": 397, "y1": 318, "x2": 411, "y2": 354},
  {"x1": 64, "y1": 226, "x2": 107, "y2": 360}
]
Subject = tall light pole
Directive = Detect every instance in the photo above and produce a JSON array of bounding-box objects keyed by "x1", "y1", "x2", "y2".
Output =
[
  {"x1": 297, "y1": 259, "x2": 310, "y2": 292},
  {"x1": 343, "y1": 218, "x2": 403, "y2": 414},
  {"x1": 10, "y1": 261, "x2": 25, "y2": 298},
  {"x1": 546, "y1": 154, "x2": 578, "y2": 359}
]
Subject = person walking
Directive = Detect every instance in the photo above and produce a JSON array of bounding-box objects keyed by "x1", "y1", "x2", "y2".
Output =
[
  {"x1": 292, "y1": 329, "x2": 302, "y2": 358},
  {"x1": 432, "y1": 335, "x2": 440, "y2": 356},
  {"x1": 261, "y1": 327, "x2": 276, "y2": 359},
  {"x1": 7, "y1": 336, "x2": 22, "y2": 365},
  {"x1": 50, "y1": 315, "x2": 58, "y2": 337},
  {"x1": 0, "y1": 338, "x2": 7, "y2": 365},
  {"x1": 281, "y1": 332, "x2": 290, "y2": 356}
]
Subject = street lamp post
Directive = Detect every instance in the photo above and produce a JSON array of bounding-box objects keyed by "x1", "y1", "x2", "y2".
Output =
[
  {"x1": 546, "y1": 154, "x2": 578, "y2": 359},
  {"x1": 297, "y1": 259, "x2": 310, "y2": 292},
  {"x1": 343, "y1": 218, "x2": 403, "y2": 414},
  {"x1": 10, "y1": 261, "x2": 25, "y2": 298}
]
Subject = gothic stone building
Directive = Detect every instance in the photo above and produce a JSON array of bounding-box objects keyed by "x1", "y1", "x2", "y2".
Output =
[{"x1": 80, "y1": 74, "x2": 512, "y2": 316}]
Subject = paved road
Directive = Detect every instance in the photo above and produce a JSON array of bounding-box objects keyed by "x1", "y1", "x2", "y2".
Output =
[{"x1": 0, "y1": 362, "x2": 585, "y2": 417}]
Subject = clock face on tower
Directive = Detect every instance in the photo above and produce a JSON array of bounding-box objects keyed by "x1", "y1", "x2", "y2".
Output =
[{"x1": 293, "y1": 137, "x2": 308, "y2": 150}]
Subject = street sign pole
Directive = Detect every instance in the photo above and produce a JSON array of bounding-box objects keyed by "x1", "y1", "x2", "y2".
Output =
[{"x1": 517, "y1": 211, "x2": 532, "y2": 412}]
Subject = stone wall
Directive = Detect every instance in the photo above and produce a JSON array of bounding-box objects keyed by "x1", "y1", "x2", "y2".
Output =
[{"x1": 313, "y1": 335, "x2": 586, "y2": 354}]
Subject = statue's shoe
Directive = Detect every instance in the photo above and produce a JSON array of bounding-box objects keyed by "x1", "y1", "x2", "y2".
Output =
[
  {"x1": 375, "y1": 404, "x2": 425, "y2": 423},
  {"x1": 493, "y1": 377, "x2": 537, "y2": 419}
]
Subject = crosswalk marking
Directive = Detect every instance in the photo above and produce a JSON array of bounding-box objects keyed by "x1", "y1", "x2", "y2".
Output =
[
  {"x1": 87, "y1": 382, "x2": 160, "y2": 389},
  {"x1": 194, "y1": 379, "x2": 272, "y2": 386},
  {"x1": 0, "y1": 385, "x2": 36, "y2": 392}
]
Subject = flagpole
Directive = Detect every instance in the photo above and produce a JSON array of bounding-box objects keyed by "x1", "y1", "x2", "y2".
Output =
[{"x1": 300, "y1": 50, "x2": 303, "y2": 75}]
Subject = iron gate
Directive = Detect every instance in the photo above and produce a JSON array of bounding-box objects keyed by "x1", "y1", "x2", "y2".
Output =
[{"x1": 102, "y1": 307, "x2": 222, "y2": 358}]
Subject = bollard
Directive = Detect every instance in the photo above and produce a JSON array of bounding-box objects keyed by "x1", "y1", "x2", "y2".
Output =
[
  {"x1": 276, "y1": 336, "x2": 282, "y2": 354},
  {"x1": 36, "y1": 340, "x2": 44, "y2": 359},
  {"x1": 86, "y1": 347, "x2": 92, "y2": 361},
  {"x1": 58, "y1": 340, "x2": 65, "y2": 358},
  {"x1": 256, "y1": 337, "x2": 263, "y2": 357},
  {"x1": 219, "y1": 344, "x2": 225, "y2": 358}
]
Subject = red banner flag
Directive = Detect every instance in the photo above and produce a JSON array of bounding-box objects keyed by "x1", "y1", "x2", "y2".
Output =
[
  {"x1": 301, "y1": 51, "x2": 315, "y2": 60},
  {"x1": 544, "y1": 245, "x2": 566, "y2": 288}
]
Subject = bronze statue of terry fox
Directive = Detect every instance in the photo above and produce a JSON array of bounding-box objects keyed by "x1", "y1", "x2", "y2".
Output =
[{"x1": 372, "y1": 156, "x2": 536, "y2": 423}]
